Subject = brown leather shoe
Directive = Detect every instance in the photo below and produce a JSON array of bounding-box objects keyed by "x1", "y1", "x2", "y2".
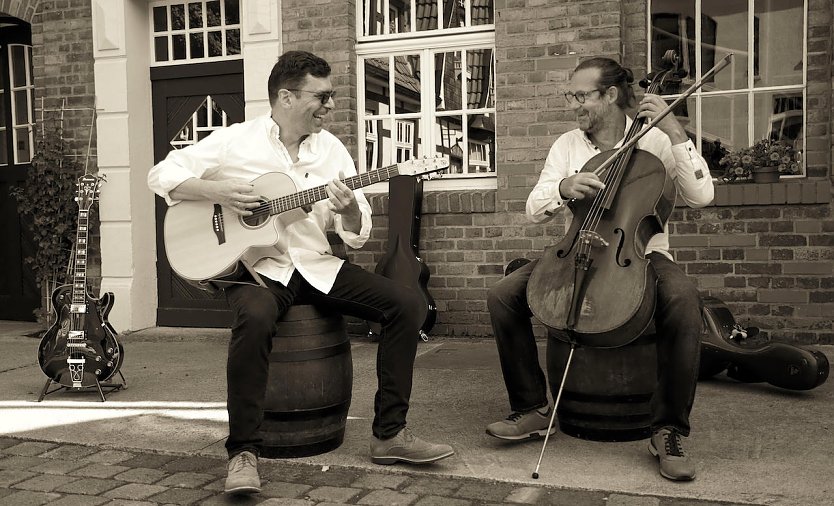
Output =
[
  {"x1": 649, "y1": 428, "x2": 696, "y2": 481},
  {"x1": 370, "y1": 427, "x2": 454, "y2": 465},
  {"x1": 224, "y1": 451, "x2": 261, "y2": 495}
]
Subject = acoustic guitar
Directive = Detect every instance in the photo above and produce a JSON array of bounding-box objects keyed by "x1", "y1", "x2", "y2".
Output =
[
  {"x1": 38, "y1": 175, "x2": 123, "y2": 388},
  {"x1": 368, "y1": 175, "x2": 436, "y2": 340},
  {"x1": 163, "y1": 157, "x2": 449, "y2": 283}
]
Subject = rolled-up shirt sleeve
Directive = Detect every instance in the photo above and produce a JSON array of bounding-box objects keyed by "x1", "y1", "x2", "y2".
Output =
[
  {"x1": 668, "y1": 140, "x2": 714, "y2": 208},
  {"x1": 527, "y1": 135, "x2": 571, "y2": 223},
  {"x1": 147, "y1": 126, "x2": 232, "y2": 205}
]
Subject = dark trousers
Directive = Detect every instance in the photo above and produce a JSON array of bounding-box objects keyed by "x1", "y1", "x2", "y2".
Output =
[
  {"x1": 223, "y1": 262, "x2": 426, "y2": 457},
  {"x1": 487, "y1": 252, "x2": 702, "y2": 436}
]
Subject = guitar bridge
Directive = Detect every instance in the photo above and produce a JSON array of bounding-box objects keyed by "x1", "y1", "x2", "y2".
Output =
[{"x1": 212, "y1": 204, "x2": 226, "y2": 245}]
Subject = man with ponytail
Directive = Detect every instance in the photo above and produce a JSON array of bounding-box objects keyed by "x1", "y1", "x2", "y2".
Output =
[{"x1": 485, "y1": 57, "x2": 713, "y2": 482}]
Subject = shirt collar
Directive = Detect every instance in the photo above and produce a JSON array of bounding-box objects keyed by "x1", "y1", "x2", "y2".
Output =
[{"x1": 264, "y1": 115, "x2": 320, "y2": 155}]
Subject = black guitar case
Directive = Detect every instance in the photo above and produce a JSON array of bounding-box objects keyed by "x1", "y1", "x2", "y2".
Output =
[
  {"x1": 368, "y1": 175, "x2": 437, "y2": 340},
  {"x1": 699, "y1": 296, "x2": 829, "y2": 390}
]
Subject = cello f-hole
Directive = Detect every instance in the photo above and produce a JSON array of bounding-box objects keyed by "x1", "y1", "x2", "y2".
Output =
[{"x1": 614, "y1": 228, "x2": 631, "y2": 267}]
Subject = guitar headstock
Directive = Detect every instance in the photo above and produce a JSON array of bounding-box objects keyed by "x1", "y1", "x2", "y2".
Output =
[
  {"x1": 397, "y1": 155, "x2": 450, "y2": 179},
  {"x1": 75, "y1": 174, "x2": 104, "y2": 211}
]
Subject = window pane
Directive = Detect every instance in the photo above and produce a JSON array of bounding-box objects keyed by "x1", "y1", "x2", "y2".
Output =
[
  {"x1": 171, "y1": 3, "x2": 186, "y2": 30},
  {"x1": 365, "y1": 117, "x2": 392, "y2": 169},
  {"x1": 207, "y1": 31, "x2": 223, "y2": 57},
  {"x1": 153, "y1": 6, "x2": 168, "y2": 31},
  {"x1": 650, "y1": 0, "x2": 696, "y2": 87},
  {"x1": 443, "y1": 0, "x2": 465, "y2": 28},
  {"x1": 702, "y1": 0, "x2": 748, "y2": 91},
  {"x1": 754, "y1": 1, "x2": 803, "y2": 87},
  {"x1": 206, "y1": 1, "x2": 222, "y2": 27},
  {"x1": 466, "y1": 48, "x2": 493, "y2": 109},
  {"x1": 436, "y1": 51, "x2": 463, "y2": 111},
  {"x1": 190, "y1": 33, "x2": 205, "y2": 58},
  {"x1": 416, "y1": 0, "x2": 438, "y2": 31},
  {"x1": 0, "y1": 134, "x2": 7, "y2": 165},
  {"x1": 467, "y1": 113, "x2": 495, "y2": 173},
  {"x1": 14, "y1": 127, "x2": 31, "y2": 163},
  {"x1": 471, "y1": 0, "x2": 493, "y2": 25},
  {"x1": 226, "y1": 28, "x2": 240, "y2": 55},
  {"x1": 702, "y1": 94, "x2": 748, "y2": 152},
  {"x1": 172, "y1": 34, "x2": 187, "y2": 59},
  {"x1": 436, "y1": 115, "x2": 463, "y2": 174},
  {"x1": 394, "y1": 119, "x2": 424, "y2": 162},
  {"x1": 755, "y1": 92, "x2": 803, "y2": 148},
  {"x1": 13, "y1": 90, "x2": 28, "y2": 125},
  {"x1": 0, "y1": 92, "x2": 6, "y2": 126},
  {"x1": 364, "y1": 57, "x2": 391, "y2": 115},
  {"x1": 225, "y1": 0, "x2": 240, "y2": 25},
  {"x1": 188, "y1": 2, "x2": 203, "y2": 28},
  {"x1": 390, "y1": 1, "x2": 413, "y2": 33},
  {"x1": 197, "y1": 100, "x2": 208, "y2": 127},
  {"x1": 154, "y1": 36, "x2": 169, "y2": 61},
  {"x1": 394, "y1": 55, "x2": 421, "y2": 114},
  {"x1": 11, "y1": 45, "x2": 26, "y2": 87}
]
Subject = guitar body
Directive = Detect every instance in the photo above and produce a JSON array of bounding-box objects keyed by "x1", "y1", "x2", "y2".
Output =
[
  {"x1": 699, "y1": 296, "x2": 829, "y2": 390},
  {"x1": 38, "y1": 285, "x2": 122, "y2": 388},
  {"x1": 163, "y1": 172, "x2": 306, "y2": 281},
  {"x1": 369, "y1": 175, "x2": 437, "y2": 337}
]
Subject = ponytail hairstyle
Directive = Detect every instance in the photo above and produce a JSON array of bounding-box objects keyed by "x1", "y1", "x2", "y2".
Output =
[{"x1": 574, "y1": 57, "x2": 636, "y2": 109}]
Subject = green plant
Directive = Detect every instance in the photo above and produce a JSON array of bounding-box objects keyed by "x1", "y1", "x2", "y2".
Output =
[
  {"x1": 719, "y1": 138, "x2": 800, "y2": 182},
  {"x1": 9, "y1": 122, "x2": 83, "y2": 319}
]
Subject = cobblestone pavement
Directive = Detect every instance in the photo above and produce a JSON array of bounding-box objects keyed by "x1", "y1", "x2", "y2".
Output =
[{"x1": 0, "y1": 436, "x2": 759, "y2": 506}]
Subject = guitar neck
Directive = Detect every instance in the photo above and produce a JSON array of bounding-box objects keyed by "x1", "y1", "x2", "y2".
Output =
[
  {"x1": 266, "y1": 165, "x2": 400, "y2": 215},
  {"x1": 71, "y1": 208, "x2": 89, "y2": 306}
]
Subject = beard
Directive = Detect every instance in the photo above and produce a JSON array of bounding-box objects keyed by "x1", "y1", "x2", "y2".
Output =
[{"x1": 578, "y1": 100, "x2": 610, "y2": 134}]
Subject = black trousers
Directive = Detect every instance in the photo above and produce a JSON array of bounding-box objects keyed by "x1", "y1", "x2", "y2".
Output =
[{"x1": 223, "y1": 262, "x2": 426, "y2": 457}]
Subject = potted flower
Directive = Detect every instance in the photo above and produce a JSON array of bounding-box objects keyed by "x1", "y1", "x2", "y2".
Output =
[{"x1": 719, "y1": 138, "x2": 800, "y2": 183}]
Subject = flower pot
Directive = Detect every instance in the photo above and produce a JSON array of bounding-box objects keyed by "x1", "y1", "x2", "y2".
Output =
[{"x1": 752, "y1": 165, "x2": 780, "y2": 184}]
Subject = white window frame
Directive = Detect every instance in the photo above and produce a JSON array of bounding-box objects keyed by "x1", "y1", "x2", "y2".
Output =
[
  {"x1": 647, "y1": 0, "x2": 807, "y2": 178},
  {"x1": 170, "y1": 95, "x2": 229, "y2": 149},
  {"x1": 149, "y1": 0, "x2": 242, "y2": 67},
  {"x1": 359, "y1": 0, "x2": 493, "y2": 41},
  {"x1": 8, "y1": 43, "x2": 34, "y2": 165},
  {"x1": 357, "y1": 29, "x2": 496, "y2": 192}
]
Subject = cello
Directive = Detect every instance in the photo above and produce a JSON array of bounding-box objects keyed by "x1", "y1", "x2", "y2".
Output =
[{"x1": 526, "y1": 52, "x2": 733, "y2": 479}]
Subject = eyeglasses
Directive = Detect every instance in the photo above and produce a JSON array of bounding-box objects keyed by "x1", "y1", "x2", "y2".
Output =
[
  {"x1": 563, "y1": 88, "x2": 605, "y2": 104},
  {"x1": 285, "y1": 89, "x2": 336, "y2": 105}
]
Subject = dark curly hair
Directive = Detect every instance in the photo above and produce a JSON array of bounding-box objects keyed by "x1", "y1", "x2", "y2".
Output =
[
  {"x1": 267, "y1": 51, "x2": 331, "y2": 105},
  {"x1": 574, "y1": 57, "x2": 636, "y2": 109}
]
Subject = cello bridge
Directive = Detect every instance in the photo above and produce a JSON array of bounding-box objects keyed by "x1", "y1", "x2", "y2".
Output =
[{"x1": 578, "y1": 230, "x2": 609, "y2": 248}]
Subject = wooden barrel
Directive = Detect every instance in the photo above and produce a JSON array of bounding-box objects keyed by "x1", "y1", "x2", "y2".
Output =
[
  {"x1": 547, "y1": 330, "x2": 657, "y2": 442},
  {"x1": 259, "y1": 304, "x2": 352, "y2": 458}
]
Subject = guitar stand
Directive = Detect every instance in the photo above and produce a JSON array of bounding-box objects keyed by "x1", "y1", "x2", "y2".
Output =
[{"x1": 36, "y1": 370, "x2": 127, "y2": 402}]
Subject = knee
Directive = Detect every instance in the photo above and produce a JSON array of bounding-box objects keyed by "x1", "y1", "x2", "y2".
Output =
[
  {"x1": 233, "y1": 296, "x2": 279, "y2": 336},
  {"x1": 487, "y1": 278, "x2": 514, "y2": 314},
  {"x1": 388, "y1": 289, "x2": 426, "y2": 327}
]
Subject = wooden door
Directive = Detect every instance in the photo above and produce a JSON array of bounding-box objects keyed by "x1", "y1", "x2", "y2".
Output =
[
  {"x1": 151, "y1": 61, "x2": 244, "y2": 327},
  {"x1": 0, "y1": 18, "x2": 37, "y2": 321}
]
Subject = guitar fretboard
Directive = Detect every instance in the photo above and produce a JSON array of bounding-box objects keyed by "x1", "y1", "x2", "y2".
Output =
[
  {"x1": 266, "y1": 165, "x2": 400, "y2": 216},
  {"x1": 72, "y1": 209, "x2": 89, "y2": 305}
]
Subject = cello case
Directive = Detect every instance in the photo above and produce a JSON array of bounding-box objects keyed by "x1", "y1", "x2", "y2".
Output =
[
  {"x1": 368, "y1": 175, "x2": 437, "y2": 340},
  {"x1": 699, "y1": 296, "x2": 829, "y2": 390}
]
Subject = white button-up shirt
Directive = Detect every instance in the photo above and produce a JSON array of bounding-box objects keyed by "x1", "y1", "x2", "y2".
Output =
[
  {"x1": 148, "y1": 115, "x2": 372, "y2": 294},
  {"x1": 527, "y1": 117, "x2": 714, "y2": 259}
]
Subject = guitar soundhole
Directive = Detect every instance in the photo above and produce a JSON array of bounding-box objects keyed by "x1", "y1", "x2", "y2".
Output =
[{"x1": 241, "y1": 199, "x2": 268, "y2": 228}]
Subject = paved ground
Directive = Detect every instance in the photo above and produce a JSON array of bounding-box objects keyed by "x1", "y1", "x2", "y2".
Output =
[{"x1": 0, "y1": 320, "x2": 832, "y2": 505}]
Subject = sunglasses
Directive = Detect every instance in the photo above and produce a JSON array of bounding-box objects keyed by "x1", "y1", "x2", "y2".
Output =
[{"x1": 285, "y1": 89, "x2": 336, "y2": 105}]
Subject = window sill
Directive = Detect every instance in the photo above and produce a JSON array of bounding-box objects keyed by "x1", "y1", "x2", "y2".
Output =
[{"x1": 710, "y1": 179, "x2": 830, "y2": 206}]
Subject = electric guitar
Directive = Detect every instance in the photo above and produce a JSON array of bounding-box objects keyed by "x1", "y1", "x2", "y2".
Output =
[
  {"x1": 38, "y1": 174, "x2": 123, "y2": 388},
  {"x1": 163, "y1": 156, "x2": 449, "y2": 283}
]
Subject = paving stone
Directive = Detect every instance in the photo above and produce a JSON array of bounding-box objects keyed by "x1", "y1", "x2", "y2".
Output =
[
  {"x1": 54, "y1": 477, "x2": 126, "y2": 496},
  {"x1": 97, "y1": 501, "x2": 157, "y2": 506},
  {"x1": 401, "y1": 476, "x2": 462, "y2": 496},
  {"x1": 112, "y1": 467, "x2": 169, "y2": 484},
  {"x1": 264, "y1": 463, "x2": 361, "y2": 487},
  {"x1": 80, "y1": 450, "x2": 137, "y2": 465},
  {"x1": 41, "y1": 494, "x2": 109, "y2": 506},
  {"x1": 414, "y1": 496, "x2": 472, "y2": 506},
  {"x1": 357, "y1": 488, "x2": 419, "y2": 505},
  {"x1": 453, "y1": 480, "x2": 516, "y2": 502},
  {"x1": 201, "y1": 477, "x2": 225, "y2": 492},
  {"x1": 69, "y1": 464, "x2": 131, "y2": 479},
  {"x1": 4, "y1": 442, "x2": 58, "y2": 457},
  {"x1": 30, "y1": 458, "x2": 89, "y2": 475},
  {"x1": 0, "y1": 439, "x2": 22, "y2": 450},
  {"x1": 155, "y1": 471, "x2": 216, "y2": 488},
  {"x1": 306, "y1": 485, "x2": 363, "y2": 503},
  {"x1": 536, "y1": 488, "x2": 608, "y2": 505},
  {"x1": 0, "y1": 489, "x2": 62, "y2": 505},
  {"x1": 0, "y1": 456, "x2": 51, "y2": 471},
  {"x1": 0, "y1": 469, "x2": 36, "y2": 487},
  {"x1": 608, "y1": 494, "x2": 661, "y2": 505},
  {"x1": 147, "y1": 486, "x2": 213, "y2": 504},
  {"x1": 505, "y1": 486, "x2": 549, "y2": 504},
  {"x1": 351, "y1": 472, "x2": 410, "y2": 490},
  {"x1": 101, "y1": 483, "x2": 168, "y2": 501},
  {"x1": 117, "y1": 454, "x2": 177, "y2": 469},
  {"x1": 259, "y1": 499, "x2": 316, "y2": 505},
  {"x1": 41, "y1": 444, "x2": 100, "y2": 460},
  {"x1": 11, "y1": 473, "x2": 80, "y2": 492},
  {"x1": 259, "y1": 480, "x2": 312, "y2": 499},
  {"x1": 160, "y1": 455, "x2": 223, "y2": 473},
  {"x1": 199, "y1": 494, "x2": 265, "y2": 506}
]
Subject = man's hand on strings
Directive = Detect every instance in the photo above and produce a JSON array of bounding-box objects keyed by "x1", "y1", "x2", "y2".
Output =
[
  {"x1": 559, "y1": 172, "x2": 606, "y2": 200},
  {"x1": 326, "y1": 172, "x2": 362, "y2": 232},
  {"x1": 638, "y1": 93, "x2": 688, "y2": 144},
  {"x1": 204, "y1": 179, "x2": 259, "y2": 216}
]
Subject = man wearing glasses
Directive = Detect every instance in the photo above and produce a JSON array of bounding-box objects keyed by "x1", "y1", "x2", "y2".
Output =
[
  {"x1": 485, "y1": 57, "x2": 713, "y2": 482},
  {"x1": 148, "y1": 50, "x2": 453, "y2": 496}
]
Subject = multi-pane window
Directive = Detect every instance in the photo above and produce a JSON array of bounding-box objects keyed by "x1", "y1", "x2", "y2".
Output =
[
  {"x1": 150, "y1": 0, "x2": 241, "y2": 65},
  {"x1": 357, "y1": 0, "x2": 495, "y2": 184},
  {"x1": 170, "y1": 96, "x2": 229, "y2": 149},
  {"x1": 649, "y1": 0, "x2": 806, "y2": 176},
  {"x1": 1, "y1": 43, "x2": 34, "y2": 166}
]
